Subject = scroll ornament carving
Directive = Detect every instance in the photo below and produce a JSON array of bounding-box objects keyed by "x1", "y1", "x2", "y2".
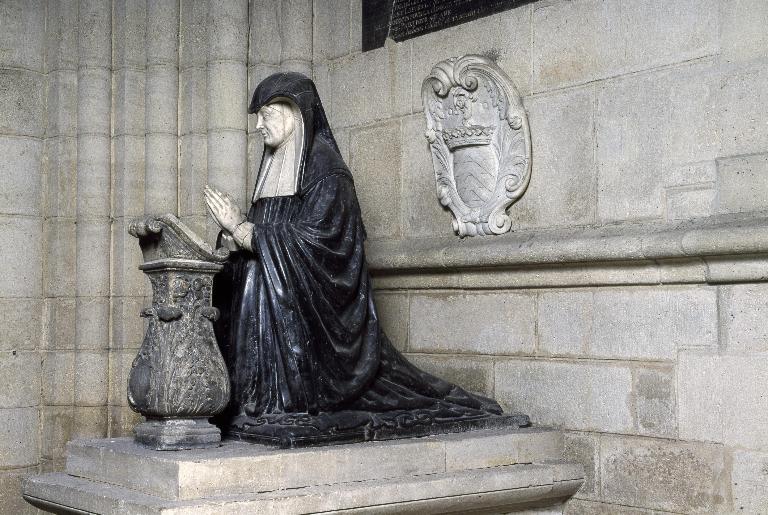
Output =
[
  {"x1": 422, "y1": 55, "x2": 531, "y2": 236},
  {"x1": 127, "y1": 214, "x2": 231, "y2": 450}
]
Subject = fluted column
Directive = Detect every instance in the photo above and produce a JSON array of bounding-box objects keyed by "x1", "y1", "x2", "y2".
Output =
[
  {"x1": 144, "y1": 0, "x2": 179, "y2": 213},
  {"x1": 75, "y1": 0, "x2": 112, "y2": 439},
  {"x1": 110, "y1": 0, "x2": 148, "y2": 437},
  {"x1": 206, "y1": 0, "x2": 249, "y2": 242}
]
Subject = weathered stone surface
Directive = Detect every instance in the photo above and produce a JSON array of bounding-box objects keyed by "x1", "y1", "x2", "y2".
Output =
[
  {"x1": 0, "y1": 468, "x2": 39, "y2": 515},
  {"x1": 78, "y1": 0, "x2": 112, "y2": 68},
  {"x1": 179, "y1": 134, "x2": 208, "y2": 216},
  {"x1": 495, "y1": 360, "x2": 633, "y2": 433},
  {"x1": 563, "y1": 432, "x2": 599, "y2": 500},
  {"x1": 0, "y1": 70, "x2": 44, "y2": 138},
  {"x1": 76, "y1": 133, "x2": 111, "y2": 217},
  {"x1": 43, "y1": 219, "x2": 76, "y2": 297},
  {"x1": 538, "y1": 290, "x2": 592, "y2": 357},
  {"x1": 564, "y1": 499, "x2": 653, "y2": 514},
  {"x1": 533, "y1": 0, "x2": 717, "y2": 91},
  {"x1": 75, "y1": 297, "x2": 109, "y2": 350},
  {"x1": 113, "y1": 136, "x2": 146, "y2": 219},
  {"x1": 248, "y1": 0, "x2": 280, "y2": 65},
  {"x1": 42, "y1": 351, "x2": 75, "y2": 406},
  {"x1": 510, "y1": 87, "x2": 595, "y2": 230},
  {"x1": 71, "y1": 406, "x2": 107, "y2": 439},
  {"x1": 721, "y1": 0, "x2": 768, "y2": 62},
  {"x1": 179, "y1": 67, "x2": 207, "y2": 135},
  {"x1": 111, "y1": 296, "x2": 147, "y2": 351},
  {"x1": 596, "y1": 62, "x2": 718, "y2": 222},
  {"x1": 74, "y1": 351, "x2": 109, "y2": 406},
  {"x1": 44, "y1": 136, "x2": 77, "y2": 218},
  {"x1": 112, "y1": 68, "x2": 145, "y2": 138},
  {"x1": 410, "y1": 5, "x2": 531, "y2": 112},
  {"x1": 717, "y1": 59, "x2": 768, "y2": 156},
  {"x1": 0, "y1": 136, "x2": 42, "y2": 216},
  {"x1": 45, "y1": 0, "x2": 78, "y2": 71},
  {"x1": 720, "y1": 283, "x2": 768, "y2": 353},
  {"x1": 679, "y1": 352, "x2": 768, "y2": 449},
  {"x1": 75, "y1": 222, "x2": 110, "y2": 297},
  {"x1": 323, "y1": 45, "x2": 410, "y2": 128},
  {"x1": 206, "y1": 0, "x2": 247, "y2": 62},
  {"x1": 717, "y1": 153, "x2": 768, "y2": 214},
  {"x1": 179, "y1": 0, "x2": 209, "y2": 68},
  {"x1": 0, "y1": 407, "x2": 39, "y2": 467},
  {"x1": 0, "y1": 351, "x2": 41, "y2": 408},
  {"x1": 46, "y1": 70, "x2": 77, "y2": 137},
  {"x1": 600, "y1": 435, "x2": 727, "y2": 513},
  {"x1": 146, "y1": 0, "x2": 179, "y2": 65},
  {"x1": 279, "y1": 0, "x2": 312, "y2": 63},
  {"x1": 112, "y1": 0, "x2": 147, "y2": 69},
  {"x1": 405, "y1": 354, "x2": 494, "y2": 398},
  {"x1": 732, "y1": 450, "x2": 768, "y2": 513},
  {"x1": 0, "y1": 216, "x2": 41, "y2": 298},
  {"x1": 207, "y1": 61, "x2": 248, "y2": 131},
  {"x1": 44, "y1": 297, "x2": 75, "y2": 351},
  {"x1": 400, "y1": 113, "x2": 453, "y2": 238},
  {"x1": 373, "y1": 291, "x2": 409, "y2": 351},
  {"x1": 77, "y1": 67, "x2": 111, "y2": 135},
  {"x1": 146, "y1": 66, "x2": 179, "y2": 134},
  {"x1": 0, "y1": 298, "x2": 41, "y2": 352},
  {"x1": 410, "y1": 292, "x2": 535, "y2": 355},
  {"x1": 665, "y1": 185, "x2": 715, "y2": 221},
  {"x1": 349, "y1": 121, "x2": 402, "y2": 239},
  {"x1": 313, "y1": 0, "x2": 350, "y2": 60},
  {"x1": 145, "y1": 133, "x2": 179, "y2": 213},
  {"x1": 0, "y1": 0, "x2": 45, "y2": 71},
  {"x1": 591, "y1": 287, "x2": 717, "y2": 360},
  {"x1": 207, "y1": 129, "x2": 248, "y2": 207},
  {"x1": 41, "y1": 406, "x2": 74, "y2": 461},
  {"x1": 632, "y1": 366, "x2": 676, "y2": 438}
]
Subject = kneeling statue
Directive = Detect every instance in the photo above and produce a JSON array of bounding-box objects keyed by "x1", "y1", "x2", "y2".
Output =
[{"x1": 204, "y1": 72, "x2": 528, "y2": 447}]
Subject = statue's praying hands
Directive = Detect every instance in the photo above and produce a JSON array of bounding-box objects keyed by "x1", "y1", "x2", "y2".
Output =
[{"x1": 204, "y1": 185, "x2": 254, "y2": 250}]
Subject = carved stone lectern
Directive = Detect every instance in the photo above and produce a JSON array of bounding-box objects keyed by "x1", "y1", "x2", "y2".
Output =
[{"x1": 127, "y1": 214, "x2": 231, "y2": 450}]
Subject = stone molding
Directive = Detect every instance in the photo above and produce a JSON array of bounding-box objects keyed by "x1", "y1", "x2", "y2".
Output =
[{"x1": 367, "y1": 212, "x2": 768, "y2": 283}]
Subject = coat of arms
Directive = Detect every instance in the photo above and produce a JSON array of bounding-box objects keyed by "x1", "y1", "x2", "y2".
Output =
[{"x1": 421, "y1": 55, "x2": 531, "y2": 236}]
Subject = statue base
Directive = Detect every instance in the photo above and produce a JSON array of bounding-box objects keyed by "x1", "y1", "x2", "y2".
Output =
[
  {"x1": 22, "y1": 427, "x2": 583, "y2": 514},
  {"x1": 135, "y1": 417, "x2": 221, "y2": 451},
  {"x1": 228, "y1": 411, "x2": 530, "y2": 449}
]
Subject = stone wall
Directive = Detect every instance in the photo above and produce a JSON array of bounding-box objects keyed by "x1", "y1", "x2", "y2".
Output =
[
  {"x1": 0, "y1": 1, "x2": 312, "y2": 512},
  {"x1": 313, "y1": 0, "x2": 768, "y2": 513},
  {"x1": 1, "y1": 0, "x2": 768, "y2": 513}
]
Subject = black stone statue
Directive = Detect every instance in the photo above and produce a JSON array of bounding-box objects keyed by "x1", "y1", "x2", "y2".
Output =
[{"x1": 204, "y1": 72, "x2": 528, "y2": 448}]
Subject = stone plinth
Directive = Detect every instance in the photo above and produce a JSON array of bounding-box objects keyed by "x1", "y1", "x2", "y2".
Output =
[{"x1": 22, "y1": 428, "x2": 583, "y2": 514}]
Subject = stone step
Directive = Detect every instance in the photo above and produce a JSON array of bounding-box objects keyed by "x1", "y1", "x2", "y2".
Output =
[
  {"x1": 65, "y1": 428, "x2": 563, "y2": 501},
  {"x1": 24, "y1": 460, "x2": 583, "y2": 514}
]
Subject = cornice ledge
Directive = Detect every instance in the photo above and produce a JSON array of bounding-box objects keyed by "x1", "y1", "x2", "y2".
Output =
[{"x1": 366, "y1": 212, "x2": 768, "y2": 272}]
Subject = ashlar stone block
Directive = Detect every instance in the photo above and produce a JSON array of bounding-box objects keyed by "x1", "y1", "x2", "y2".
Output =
[
  {"x1": 717, "y1": 153, "x2": 768, "y2": 215},
  {"x1": 563, "y1": 432, "x2": 599, "y2": 500},
  {"x1": 510, "y1": 87, "x2": 596, "y2": 230},
  {"x1": 591, "y1": 287, "x2": 717, "y2": 360},
  {"x1": 720, "y1": 283, "x2": 768, "y2": 353},
  {"x1": 533, "y1": 0, "x2": 717, "y2": 91},
  {"x1": 0, "y1": 468, "x2": 39, "y2": 515},
  {"x1": 313, "y1": 0, "x2": 350, "y2": 60},
  {"x1": 0, "y1": 407, "x2": 40, "y2": 467},
  {"x1": 495, "y1": 359, "x2": 633, "y2": 433},
  {"x1": 399, "y1": 114, "x2": 453, "y2": 238},
  {"x1": 732, "y1": 449, "x2": 768, "y2": 513},
  {"x1": 207, "y1": 0, "x2": 248, "y2": 62},
  {"x1": 596, "y1": 62, "x2": 719, "y2": 222},
  {"x1": 349, "y1": 121, "x2": 402, "y2": 239},
  {"x1": 42, "y1": 351, "x2": 75, "y2": 406},
  {"x1": 717, "y1": 59, "x2": 768, "y2": 156},
  {"x1": 410, "y1": 5, "x2": 531, "y2": 112},
  {"x1": 0, "y1": 136, "x2": 42, "y2": 216},
  {"x1": 410, "y1": 292, "x2": 535, "y2": 355},
  {"x1": 74, "y1": 351, "x2": 109, "y2": 407},
  {"x1": 0, "y1": 215, "x2": 42, "y2": 298},
  {"x1": 0, "y1": 351, "x2": 41, "y2": 408},
  {"x1": 373, "y1": 291, "x2": 408, "y2": 351},
  {"x1": 0, "y1": 0, "x2": 45, "y2": 71},
  {"x1": 679, "y1": 352, "x2": 768, "y2": 449},
  {"x1": 632, "y1": 366, "x2": 676, "y2": 438},
  {"x1": 41, "y1": 405, "x2": 74, "y2": 461},
  {"x1": 0, "y1": 298, "x2": 41, "y2": 352},
  {"x1": 600, "y1": 434, "x2": 727, "y2": 513},
  {"x1": 538, "y1": 290, "x2": 592, "y2": 357},
  {"x1": 0, "y1": 70, "x2": 44, "y2": 138},
  {"x1": 720, "y1": 0, "x2": 768, "y2": 63}
]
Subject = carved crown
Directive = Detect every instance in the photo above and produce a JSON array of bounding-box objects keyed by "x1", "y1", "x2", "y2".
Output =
[{"x1": 442, "y1": 125, "x2": 493, "y2": 150}]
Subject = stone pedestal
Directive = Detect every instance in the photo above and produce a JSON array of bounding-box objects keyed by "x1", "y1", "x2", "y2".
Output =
[
  {"x1": 127, "y1": 214, "x2": 231, "y2": 450},
  {"x1": 22, "y1": 428, "x2": 583, "y2": 514}
]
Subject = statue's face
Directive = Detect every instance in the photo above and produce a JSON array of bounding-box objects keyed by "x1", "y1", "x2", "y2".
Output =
[{"x1": 255, "y1": 102, "x2": 295, "y2": 148}]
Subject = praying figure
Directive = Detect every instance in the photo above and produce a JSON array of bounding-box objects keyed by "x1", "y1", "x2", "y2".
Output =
[{"x1": 204, "y1": 72, "x2": 527, "y2": 447}]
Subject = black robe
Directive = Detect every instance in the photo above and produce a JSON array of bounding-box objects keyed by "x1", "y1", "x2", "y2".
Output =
[{"x1": 214, "y1": 73, "x2": 524, "y2": 446}]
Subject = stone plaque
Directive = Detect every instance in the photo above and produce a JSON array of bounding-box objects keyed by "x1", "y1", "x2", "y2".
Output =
[
  {"x1": 363, "y1": 0, "x2": 531, "y2": 51},
  {"x1": 422, "y1": 55, "x2": 531, "y2": 236}
]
